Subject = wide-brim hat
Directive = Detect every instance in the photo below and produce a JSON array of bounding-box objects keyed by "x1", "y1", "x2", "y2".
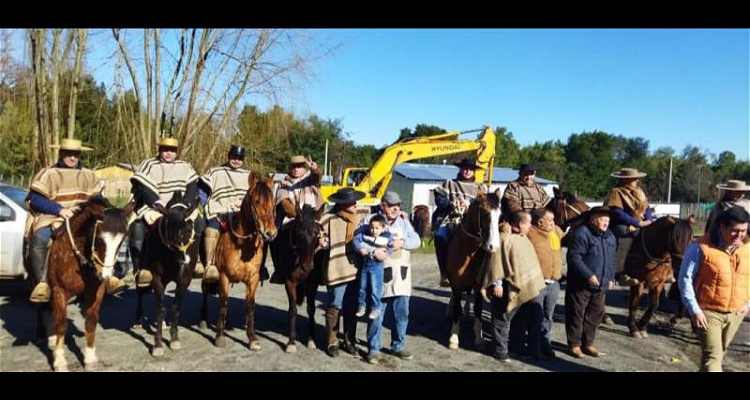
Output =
[
  {"x1": 611, "y1": 168, "x2": 647, "y2": 179},
  {"x1": 454, "y1": 159, "x2": 483, "y2": 170},
  {"x1": 716, "y1": 179, "x2": 750, "y2": 191},
  {"x1": 519, "y1": 163, "x2": 536, "y2": 174},
  {"x1": 328, "y1": 188, "x2": 365, "y2": 204},
  {"x1": 289, "y1": 155, "x2": 308, "y2": 168},
  {"x1": 49, "y1": 138, "x2": 93, "y2": 152},
  {"x1": 588, "y1": 206, "x2": 612, "y2": 218},
  {"x1": 158, "y1": 137, "x2": 179, "y2": 148}
]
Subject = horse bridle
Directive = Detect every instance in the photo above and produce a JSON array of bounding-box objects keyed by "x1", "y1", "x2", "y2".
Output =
[
  {"x1": 64, "y1": 212, "x2": 123, "y2": 276},
  {"x1": 556, "y1": 196, "x2": 584, "y2": 228},
  {"x1": 158, "y1": 215, "x2": 195, "y2": 252},
  {"x1": 460, "y1": 201, "x2": 485, "y2": 242}
]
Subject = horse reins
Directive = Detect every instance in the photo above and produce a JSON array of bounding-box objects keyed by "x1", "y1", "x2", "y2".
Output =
[
  {"x1": 158, "y1": 216, "x2": 195, "y2": 252},
  {"x1": 64, "y1": 216, "x2": 109, "y2": 276},
  {"x1": 460, "y1": 202, "x2": 485, "y2": 242}
]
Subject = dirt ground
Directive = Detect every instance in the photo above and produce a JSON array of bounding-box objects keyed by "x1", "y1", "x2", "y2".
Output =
[{"x1": 1, "y1": 251, "x2": 748, "y2": 372}]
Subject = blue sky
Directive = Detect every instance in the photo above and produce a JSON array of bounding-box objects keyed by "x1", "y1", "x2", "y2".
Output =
[{"x1": 289, "y1": 29, "x2": 749, "y2": 161}]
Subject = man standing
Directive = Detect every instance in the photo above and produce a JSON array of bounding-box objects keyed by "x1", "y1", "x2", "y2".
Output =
[
  {"x1": 27, "y1": 138, "x2": 124, "y2": 302},
  {"x1": 128, "y1": 137, "x2": 198, "y2": 288},
  {"x1": 679, "y1": 206, "x2": 749, "y2": 372},
  {"x1": 565, "y1": 206, "x2": 616, "y2": 358},
  {"x1": 364, "y1": 191, "x2": 421, "y2": 364},
  {"x1": 198, "y1": 145, "x2": 251, "y2": 282}
]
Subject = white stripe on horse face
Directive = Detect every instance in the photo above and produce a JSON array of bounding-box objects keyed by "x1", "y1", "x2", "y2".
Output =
[
  {"x1": 485, "y1": 208, "x2": 501, "y2": 253},
  {"x1": 99, "y1": 232, "x2": 125, "y2": 269}
]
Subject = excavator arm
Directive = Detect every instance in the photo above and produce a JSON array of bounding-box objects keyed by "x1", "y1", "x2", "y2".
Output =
[{"x1": 321, "y1": 126, "x2": 496, "y2": 206}]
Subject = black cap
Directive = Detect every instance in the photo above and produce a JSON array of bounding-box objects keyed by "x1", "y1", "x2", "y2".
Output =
[{"x1": 228, "y1": 145, "x2": 246, "y2": 159}]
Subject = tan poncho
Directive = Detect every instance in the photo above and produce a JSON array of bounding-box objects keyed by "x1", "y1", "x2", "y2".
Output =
[{"x1": 604, "y1": 185, "x2": 648, "y2": 220}]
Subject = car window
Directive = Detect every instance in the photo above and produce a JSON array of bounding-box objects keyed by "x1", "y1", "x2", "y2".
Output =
[{"x1": 0, "y1": 185, "x2": 29, "y2": 210}]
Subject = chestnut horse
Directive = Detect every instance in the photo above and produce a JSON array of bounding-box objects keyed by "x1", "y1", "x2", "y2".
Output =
[
  {"x1": 446, "y1": 189, "x2": 501, "y2": 350},
  {"x1": 46, "y1": 197, "x2": 128, "y2": 371},
  {"x1": 624, "y1": 216, "x2": 693, "y2": 338},
  {"x1": 268, "y1": 204, "x2": 325, "y2": 353},
  {"x1": 549, "y1": 187, "x2": 590, "y2": 231},
  {"x1": 411, "y1": 204, "x2": 431, "y2": 240},
  {"x1": 134, "y1": 192, "x2": 198, "y2": 357},
  {"x1": 199, "y1": 173, "x2": 277, "y2": 351}
]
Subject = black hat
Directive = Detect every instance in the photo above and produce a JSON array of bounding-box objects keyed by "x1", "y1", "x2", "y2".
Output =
[
  {"x1": 519, "y1": 163, "x2": 537, "y2": 174},
  {"x1": 588, "y1": 206, "x2": 611, "y2": 218},
  {"x1": 454, "y1": 159, "x2": 483, "y2": 170},
  {"x1": 228, "y1": 145, "x2": 246, "y2": 159},
  {"x1": 328, "y1": 188, "x2": 365, "y2": 204}
]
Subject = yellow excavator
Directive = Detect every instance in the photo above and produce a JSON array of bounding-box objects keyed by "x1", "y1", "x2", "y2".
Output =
[{"x1": 320, "y1": 126, "x2": 496, "y2": 206}]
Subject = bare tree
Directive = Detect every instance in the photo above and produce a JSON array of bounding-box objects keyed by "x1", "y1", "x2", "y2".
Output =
[{"x1": 109, "y1": 28, "x2": 332, "y2": 172}]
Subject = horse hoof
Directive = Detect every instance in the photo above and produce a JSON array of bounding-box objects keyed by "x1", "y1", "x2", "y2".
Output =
[
  {"x1": 170, "y1": 340, "x2": 181, "y2": 350},
  {"x1": 47, "y1": 335, "x2": 57, "y2": 349},
  {"x1": 448, "y1": 334, "x2": 459, "y2": 350},
  {"x1": 285, "y1": 344, "x2": 298, "y2": 354},
  {"x1": 152, "y1": 347, "x2": 165, "y2": 357},
  {"x1": 215, "y1": 336, "x2": 226, "y2": 348},
  {"x1": 198, "y1": 321, "x2": 208, "y2": 330},
  {"x1": 630, "y1": 331, "x2": 643, "y2": 339},
  {"x1": 249, "y1": 341, "x2": 261, "y2": 351},
  {"x1": 54, "y1": 364, "x2": 69, "y2": 372},
  {"x1": 639, "y1": 330, "x2": 649, "y2": 338},
  {"x1": 84, "y1": 362, "x2": 98, "y2": 372},
  {"x1": 306, "y1": 340, "x2": 317, "y2": 350}
]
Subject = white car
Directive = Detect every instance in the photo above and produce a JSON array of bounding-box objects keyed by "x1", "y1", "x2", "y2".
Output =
[{"x1": 0, "y1": 183, "x2": 29, "y2": 280}]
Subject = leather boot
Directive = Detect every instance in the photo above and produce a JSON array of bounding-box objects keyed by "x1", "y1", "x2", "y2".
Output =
[
  {"x1": 325, "y1": 307, "x2": 340, "y2": 357},
  {"x1": 29, "y1": 235, "x2": 51, "y2": 303},
  {"x1": 202, "y1": 228, "x2": 220, "y2": 282},
  {"x1": 434, "y1": 236, "x2": 450, "y2": 287}
]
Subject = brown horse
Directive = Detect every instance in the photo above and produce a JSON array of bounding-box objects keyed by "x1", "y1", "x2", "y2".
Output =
[
  {"x1": 624, "y1": 216, "x2": 693, "y2": 338},
  {"x1": 199, "y1": 173, "x2": 277, "y2": 351},
  {"x1": 134, "y1": 192, "x2": 198, "y2": 357},
  {"x1": 549, "y1": 187, "x2": 590, "y2": 231},
  {"x1": 46, "y1": 197, "x2": 128, "y2": 371},
  {"x1": 411, "y1": 204, "x2": 431, "y2": 240},
  {"x1": 268, "y1": 204, "x2": 326, "y2": 353},
  {"x1": 446, "y1": 189, "x2": 501, "y2": 350}
]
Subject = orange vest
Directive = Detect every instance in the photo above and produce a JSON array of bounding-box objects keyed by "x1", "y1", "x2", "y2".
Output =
[{"x1": 694, "y1": 235, "x2": 750, "y2": 313}]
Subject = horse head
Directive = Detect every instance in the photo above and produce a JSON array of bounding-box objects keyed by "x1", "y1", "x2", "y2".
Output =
[
  {"x1": 462, "y1": 189, "x2": 501, "y2": 253},
  {"x1": 245, "y1": 173, "x2": 277, "y2": 242},
  {"x1": 550, "y1": 187, "x2": 590, "y2": 229},
  {"x1": 289, "y1": 204, "x2": 326, "y2": 273},
  {"x1": 160, "y1": 192, "x2": 196, "y2": 265}
]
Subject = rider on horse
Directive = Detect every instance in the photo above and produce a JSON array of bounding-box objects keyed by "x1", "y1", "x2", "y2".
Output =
[
  {"x1": 128, "y1": 137, "x2": 199, "y2": 288},
  {"x1": 27, "y1": 138, "x2": 124, "y2": 303},
  {"x1": 198, "y1": 145, "x2": 252, "y2": 283},
  {"x1": 433, "y1": 158, "x2": 484, "y2": 287},
  {"x1": 501, "y1": 163, "x2": 551, "y2": 216}
]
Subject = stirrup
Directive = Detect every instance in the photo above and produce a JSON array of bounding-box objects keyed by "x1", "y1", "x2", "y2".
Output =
[
  {"x1": 106, "y1": 277, "x2": 126, "y2": 296},
  {"x1": 29, "y1": 282, "x2": 51, "y2": 303},
  {"x1": 135, "y1": 270, "x2": 153, "y2": 288},
  {"x1": 203, "y1": 265, "x2": 220, "y2": 283}
]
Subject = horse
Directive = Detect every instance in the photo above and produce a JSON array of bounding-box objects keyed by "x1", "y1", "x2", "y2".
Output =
[
  {"x1": 45, "y1": 197, "x2": 129, "y2": 371},
  {"x1": 133, "y1": 192, "x2": 198, "y2": 357},
  {"x1": 411, "y1": 204, "x2": 431, "y2": 240},
  {"x1": 199, "y1": 173, "x2": 277, "y2": 351},
  {"x1": 268, "y1": 204, "x2": 325, "y2": 353},
  {"x1": 624, "y1": 216, "x2": 693, "y2": 338},
  {"x1": 549, "y1": 186, "x2": 590, "y2": 231},
  {"x1": 446, "y1": 189, "x2": 501, "y2": 350}
]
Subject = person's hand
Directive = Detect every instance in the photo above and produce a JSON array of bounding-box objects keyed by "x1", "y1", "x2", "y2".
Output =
[
  {"x1": 358, "y1": 248, "x2": 369, "y2": 256},
  {"x1": 639, "y1": 220, "x2": 652, "y2": 228},
  {"x1": 306, "y1": 155, "x2": 317, "y2": 171},
  {"x1": 691, "y1": 312, "x2": 708, "y2": 330},
  {"x1": 390, "y1": 238, "x2": 405, "y2": 251},
  {"x1": 59, "y1": 208, "x2": 75, "y2": 219},
  {"x1": 609, "y1": 280, "x2": 614, "y2": 290},
  {"x1": 499, "y1": 222, "x2": 512, "y2": 234},
  {"x1": 373, "y1": 247, "x2": 389, "y2": 261},
  {"x1": 153, "y1": 202, "x2": 167, "y2": 215},
  {"x1": 492, "y1": 284, "x2": 503, "y2": 298},
  {"x1": 587, "y1": 275, "x2": 600, "y2": 287},
  {"x1": 318, "y1": 236, "x2": 329, "y2": 249},
  {"x1": 399, "y1": 210, "x2": 409, "y2": 220},
  {"x1": 738, "y1": 304, "x2": 750, "y2": 317}
]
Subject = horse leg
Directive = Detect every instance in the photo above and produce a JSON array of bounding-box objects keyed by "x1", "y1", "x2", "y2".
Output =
[
  {"x1": 628, "y1": 283, "x2": 645, "y2": 339},
  {"x1": 82, "y1": 282, "x2": 107, "y2": 371},
  {"x1": 305, "y1": 281, "x2": 318, "y2": 350},
  {"x1": 214, "y1": 275, "x2": 230, "y2": 348},
  {"x1": 472, "y1": 290, "x2": 484, "y2": 349},
  {"x1": 51, "y1": 287, "x2": 69, "y2": 372},
  {"x1": 285, "y1": 281, "x2": 299, "y2": 353},
  {"x1": 133, "y1": 287, "x2": 146, "y2": 329},
  {"x1": 152, "y1": 282, "x2": 166, "y2": 357},
  {"x1": 35, "y1": 303, "x2": 54, "y2": 348},
  {"x1": 638, "y1": 284, "x2": 663, "y2": 338},
  {"x1": 448, "y1": 292, "x2": 463, "y2": 350},
  {"x1": 169, "y1": 276, "x2": 191, "y2": 350},
  {"x1": 246, "y1": 273, "x2": 261, "y2": 351}
]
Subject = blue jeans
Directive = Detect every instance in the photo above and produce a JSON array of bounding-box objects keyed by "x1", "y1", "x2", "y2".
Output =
[
  {"x1": 358, "y1": 258, "x2": 384, "y2": 312},
  {"x1": 326, "y1": 280, "x2": 358, "y2": 311},
  {"x1": 366, "y1": 295, "x2": 410, "y2": 355},
  {"x1": 540, "y1": 281, "x2": 560, "y2": 351}
]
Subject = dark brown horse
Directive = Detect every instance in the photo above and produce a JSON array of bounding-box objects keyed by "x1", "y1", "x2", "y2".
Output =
[
  {"x1": 624, "y1": 216, "x2": 693, "y2": 338},
  {"x1": 549, "y1": 187, "x2": 591, "y2": 231},
  {"x1": 446, "y1": 189, "x2": 501, "y2": 350},
  {"x1": 46, "y1": 197, "x2": 128, "y2": 371},
  {"x1": 411, "y1": 204, "x2": 431, "y2": 240},
  {"x1": 268, "y1": 204, "x2": 325, "y2": 353},
  {"x1": 134, "y1": 192, "x2": 198, "y2": 357},
  {"x1": 199, "y1": 173, "x2": 277, "y2": 351}
]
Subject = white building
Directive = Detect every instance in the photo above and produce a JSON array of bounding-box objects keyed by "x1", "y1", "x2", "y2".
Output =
[{"x1": 388, "y1": 163, "x2": 558, "y2": 215}]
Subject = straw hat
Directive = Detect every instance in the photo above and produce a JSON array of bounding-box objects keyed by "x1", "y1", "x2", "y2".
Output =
[
  {"x1": 716, "y1": 179, "x2": 750, "y2": 191},
  {"x1": 157, "y1": 137, "x2": 179, "y2": 148},
  {"x1": 611, "y1": 168, "x2": 647, "y2": 179},
  {"x1": 48, "y1": 138, "x2": 93, "y2": 152}
]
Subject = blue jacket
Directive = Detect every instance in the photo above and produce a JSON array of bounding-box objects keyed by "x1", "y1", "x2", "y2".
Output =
[{"x1": 566, "y1": 222, "x2": 617, "y2": 292}]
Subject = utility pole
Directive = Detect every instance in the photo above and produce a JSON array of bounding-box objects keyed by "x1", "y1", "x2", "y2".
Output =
[
  {"x1": 696, "y1": 164, "x2": 703, "y2": 204},
  {"x1": 667, "y1": 157, "x2": 673, "y2": 203}
]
